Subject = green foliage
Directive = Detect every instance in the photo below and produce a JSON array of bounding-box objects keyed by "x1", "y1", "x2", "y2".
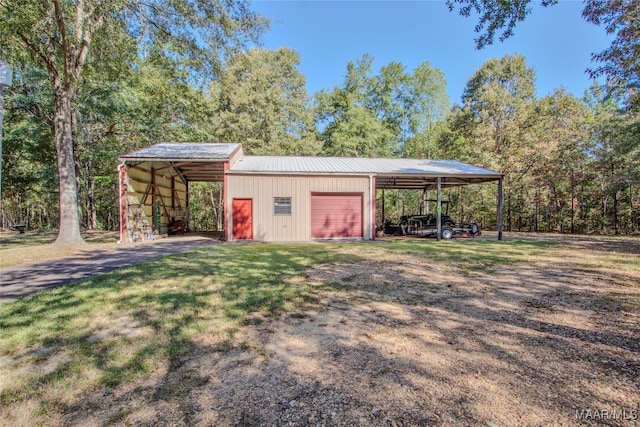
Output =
[
  {"x1": 2, "y1": 67, "x2": 58, "y2": 229},
  {"x1": 447, "y1": 0, "x2": 639, "y2": 107},
  {"x1": 1, "y1": 0, "x2": 637, "y2": 237},
  {"x1": 446, "y1": 0, "x2": 558, "y2": 49},
  {"x1": 583, "y1": 0, "x2": 640, "y2": 105},
  {"x1": 188, "y1": 182, "x2": 223, "y2": 231},
  {"x1": 211, "y1": 48, "x2": 320, "y2": 155},
  {"x1": 443, "y1": 54, "x2": 639, "y2": 234},
  {"x1": 315, "y1": 54, "x2": 450, "y2": 158},
  {"x1": 0, "y1": 0, "x2": 267, "y2": 243}
]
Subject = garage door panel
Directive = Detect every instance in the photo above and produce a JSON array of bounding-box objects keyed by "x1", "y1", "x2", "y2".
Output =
[{"x1": 311, "y1": 194, "x2": 362, "y2": 238}]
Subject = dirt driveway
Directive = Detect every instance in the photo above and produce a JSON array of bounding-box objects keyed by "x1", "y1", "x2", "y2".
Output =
[
  {"x1": 81, "y1": 233, "x2": 639, "y2": 427},
  {"x1": 0, "y1": 236, "x2": 219, "y2": 302},
  {"x1": 2, "y1": 233, "x2": 638, "y2": 426}
]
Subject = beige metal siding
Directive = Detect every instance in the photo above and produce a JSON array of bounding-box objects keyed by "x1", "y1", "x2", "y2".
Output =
[{"x1": 226, "y1": 174, "x2": 373, "y2": 241}]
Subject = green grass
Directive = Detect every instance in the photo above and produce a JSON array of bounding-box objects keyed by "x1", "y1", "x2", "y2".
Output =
[
  {"x1": 0, "y1": 244, "x2": 350, "y2": 413},
  {"x1": 0, "y1": 230, "x2": 118, "y2": 267},
  {"x1": 384, "y1": 238, "x2": 558, "y2": 266},
  {"x1": 0, "y1": 236, "x2": 638, "y2": 424}
]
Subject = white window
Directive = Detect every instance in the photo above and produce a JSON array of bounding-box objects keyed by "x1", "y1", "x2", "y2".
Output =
[{"x1": 274, "y1": 197, "x2": 292, "y2": 215}]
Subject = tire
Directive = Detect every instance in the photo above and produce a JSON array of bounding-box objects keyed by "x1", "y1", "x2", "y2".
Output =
[
  {"x1": 470, "y1": 223, "x2": 479, "y2": 235},
  {"x1": 441, "y1": 226, "x2": 453, "y2": 240}
]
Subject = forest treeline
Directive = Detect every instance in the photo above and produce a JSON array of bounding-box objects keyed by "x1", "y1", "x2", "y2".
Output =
[{"x1": 1, "y1": 1, "x2": 638, "y2": 236}]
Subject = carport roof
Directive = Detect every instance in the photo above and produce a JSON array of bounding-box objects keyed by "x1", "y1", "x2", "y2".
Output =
[
  {"x1": 119, "y1": 143, "x2": 242, "y2": 183},
  {"x1": 119, "y1": 142, "x2": 241, "y2": 162},
  {"x1": 229, "y1": 156, "x2": 503, "y2": 189},
  {"x1": 118, "y1": 143, "x2": 503, "y2": 189}
]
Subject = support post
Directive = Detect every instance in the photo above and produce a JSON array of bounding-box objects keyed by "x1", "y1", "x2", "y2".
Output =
[
  {"x1": 171, "y1": 176, "x2": 175, "y2": 214},
  {"x1": 436, "y1": 177, "x2": 442, "y2": 241},
  {"x1": 223, "y1": 161, "x2": 229, "y2": 241},
  {"x1": 151, "y1": 167, "x2": 156, "y2": 231},
  {"x1": 185, "y1": 179, "x2": 190, "y2": 232},
  {"x1": 118, "y1": 162, "x2": 127, "y2": 243},
  {"x1": 370, "y1": 175, "x2": 376, "y2": 240},
  {"x1": 497, "y1": 178, "x2": 504, "y2": 241}
]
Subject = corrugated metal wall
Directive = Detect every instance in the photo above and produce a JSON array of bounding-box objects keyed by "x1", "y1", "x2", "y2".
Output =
[{"x1": 226, "y1": 174, "x2": 373, "y2": 241}]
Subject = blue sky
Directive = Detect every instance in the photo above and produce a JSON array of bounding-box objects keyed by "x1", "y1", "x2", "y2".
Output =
[{"x1": 250, "y1": 0, "x2": 613, "y2": 104}]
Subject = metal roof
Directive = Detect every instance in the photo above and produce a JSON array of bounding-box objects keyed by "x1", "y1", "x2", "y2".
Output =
[
  {"x1": 119, "y1": 143, "x2": 242, "y2": 183},
  {"x1": 119, "y1": 142, "x2": 241, "y2": 162},
  {"x1": 118, "y1": 143, "x2": 503, "y2": 189},
  {"x1": 229, "y1": 156, "x2": 503, "y2": 189}
]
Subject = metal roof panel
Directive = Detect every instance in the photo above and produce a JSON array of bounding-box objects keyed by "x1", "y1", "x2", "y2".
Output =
[
  {"x1": 228, "y1": 156, "x2": 501, "y2": 177},
  {"x1": 119, "y1": 142, "x2": 240, "y2": 161}
]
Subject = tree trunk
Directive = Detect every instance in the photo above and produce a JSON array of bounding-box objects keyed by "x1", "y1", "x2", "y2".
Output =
[
  {"x1": 570, "y1": 176, "x2": 575, "y2": 234},
  {"x1": 53, "y1": 82, "x2": 85, "y2": 245},
  {"x1": 613, "y1": 189, "x2": 619, "y2": 235},
  {"x1": 87, "y1": 171, "x2": 97, "y2": 230},
  {"x1": 84, "y1": 155, "x2": 97, "y2": 230}
]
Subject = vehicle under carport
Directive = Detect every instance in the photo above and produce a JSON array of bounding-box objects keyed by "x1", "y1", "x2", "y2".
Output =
[{"x1": 118, "y1": 143, "x2": 505, "y2": 243}]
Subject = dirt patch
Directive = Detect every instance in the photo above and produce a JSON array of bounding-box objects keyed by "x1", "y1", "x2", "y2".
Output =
[
  {"x1": 3, "y1": 233, "x2": 638, "y2": 426},
  {"x1": 64, "y1": 234, "x2": 638, "y2": 427}
]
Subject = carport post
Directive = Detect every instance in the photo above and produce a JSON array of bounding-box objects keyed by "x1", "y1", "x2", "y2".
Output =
[
  {"x1": 436, "y1": 177, "x2": 442, "y2": 241},
  {"x1": 497, "y1": 178, "x2": 504, "y2": 241},
  {"x1": 117, "y1": 162, "x2": 127, "y2": 243}
]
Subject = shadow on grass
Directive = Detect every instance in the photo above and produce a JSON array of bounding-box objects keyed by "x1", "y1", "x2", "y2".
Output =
[
  {"x1": 0, "y1": 243, "x2": 355, "y2": 424},
  {"x1": 0, "y1": 231, "x2": 58, "y2": 247},
  {"x1": 0, "y1": 230, "x2": 118, "y2": 247},
  {"x1": 384, "y1": 237, "x2": 560, "y2": 266},
  {"x1": 0, "y1": 239, "x2": 638, "y2": 425}
]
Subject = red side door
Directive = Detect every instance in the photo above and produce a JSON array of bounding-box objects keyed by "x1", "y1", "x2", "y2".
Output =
[{"x1": 232, "y1": 199, "x2": 253, "y2": 240}]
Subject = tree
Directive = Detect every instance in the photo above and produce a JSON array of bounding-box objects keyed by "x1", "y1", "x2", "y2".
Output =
[
  {"x1": 585, "y1": 83, "x2": 640, "y2": 233},
  {"x1": 401, "y1": 61, "x2": 451, "y2": 159},
  {"x1": 315, "y1": 55, "x2": 397, "y2": 157},
  {"x1": 446, "y1": 0, "x2": 558, "y2": 49},
  {"x1": 447, "y1": 0, "x2": 639, "y2": 105},
  {"x1": 316, "y1": 55, "x2": 450, "y2": 158},
  {"x1": 447, "y1": 54, "x2": 538, "y2": 230},
  {"x1": 1, "y1": 67, "x2": 58, "y2": 230},
  {"x1": 0, "y1": 0, "x2": 266, "y2": 244},
  {"x1": 582, "y1": 0, "x2": 640, "y2": 104},
  {"x1": 211, "y1": 48, "x2": 320, "y2": 155},
  {"x1": 532, "y1": 90, "x2": 591, "y2": 233},
  {"x1": 460, "y1": 54, "x2": 537, "y2": 174}
]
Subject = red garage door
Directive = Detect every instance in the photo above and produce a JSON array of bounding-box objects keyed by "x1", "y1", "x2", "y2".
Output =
[{"x1": 311, "y1": 194, "x2": 363, "y2": 238}]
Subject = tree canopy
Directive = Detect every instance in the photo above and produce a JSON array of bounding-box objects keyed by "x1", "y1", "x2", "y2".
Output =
[
  {"x1": 447, "y1": 0, "x2": 639, "y2": 105},
  {"x1": 0, "y1": 2, "x2": 638, "y2": 237},
  {"x1": 0, "y1": 0, "x2": 267, "y2": 244}
]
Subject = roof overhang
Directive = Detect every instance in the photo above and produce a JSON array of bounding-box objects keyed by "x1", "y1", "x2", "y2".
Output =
[
  {"x1": 119, "y1": 142, "x2": 242, "y2": 182},
  {"x1": 119, "y1": 144, "x2": 504, "y2": 188},
  {"x1": 375, "y1": 174, "x2": 503, "y2": 190},
  {"x1": 227, "y1": 155, "x2": 503, "y2": 190}
]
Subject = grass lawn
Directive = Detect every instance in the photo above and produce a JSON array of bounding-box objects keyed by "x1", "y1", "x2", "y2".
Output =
[
  {"x1": 0, "y1": 230, "x2": 119, "y2": 268},
  {"x1": 0, "y1": 234, "x2": 638, "y2": 426}
]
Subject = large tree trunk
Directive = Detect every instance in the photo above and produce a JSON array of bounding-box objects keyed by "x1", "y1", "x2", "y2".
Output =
[{"x1": 53, "y1": 82, "x2": 85, "y2": 246}]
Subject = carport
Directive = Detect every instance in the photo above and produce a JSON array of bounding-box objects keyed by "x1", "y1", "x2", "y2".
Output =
[
  {"x1": 118, "y1": 143, "x2": 504, "y2": 243},
  {"x1": 371, "y1": 159, "x2": 505, "y2": 240},
  {"x1": 117, "y1": 143, "x2": 243, "y2": 243}
]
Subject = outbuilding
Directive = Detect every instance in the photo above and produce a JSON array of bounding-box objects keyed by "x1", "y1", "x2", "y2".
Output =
[{"x1": 118, "y1": 143, "x2": 504, "y2": 243}]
